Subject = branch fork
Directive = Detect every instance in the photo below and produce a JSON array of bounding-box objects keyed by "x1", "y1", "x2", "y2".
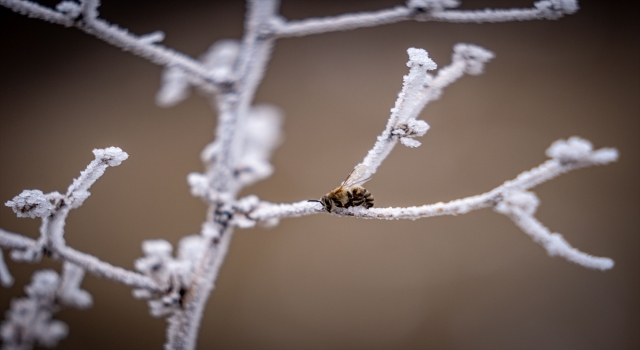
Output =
[{"x1": 0, "y1": 1, "x2": 617, "y2": 349}]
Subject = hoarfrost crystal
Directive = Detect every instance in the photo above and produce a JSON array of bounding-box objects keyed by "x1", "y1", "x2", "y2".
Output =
[{"x1": 0, "y1": 1, "x2": 619, "y2": 349}]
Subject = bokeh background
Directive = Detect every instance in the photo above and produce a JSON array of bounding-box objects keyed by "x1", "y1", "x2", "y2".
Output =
[{"x1": 1, "y1": 0, "x2": 638, "y2": 349}]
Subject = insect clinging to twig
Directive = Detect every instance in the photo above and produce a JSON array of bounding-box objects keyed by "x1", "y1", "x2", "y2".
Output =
[{"x1": 309, "y1": 164, "x2": 374, "y2": 212}]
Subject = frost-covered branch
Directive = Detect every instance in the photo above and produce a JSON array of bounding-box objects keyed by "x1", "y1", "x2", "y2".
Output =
[
  {"x1": 0, "y1": 249, "x2": 14, "y2": 287},
  {"x1": 271, "y1": 0, "x2": 579, "y2": 38},
  {"x1": 250, "y1": 137, "x2": 618, "y2": 270},
  {"x1": 1, "y1": 0, "x2": 617, "y2": 349},
  {"x1": 0, "y1": 264, "x2": 92, "y2": 350},
  {"x1": 359, "y1": 45, "x2": 494, "y2": 182},
  {"x1": 0, "y1": 228, "x2": 158, "y2": 291},
  {"x1": 0, "y1": 0, "x2": 226, "y2": 91},
  {"x1": 0, "y1": 148, "x2": 160, "y2": 292},
  {"x1": 157, "y1": 40, "x2": 241, "y2": 107},
  {"x1": 163, "y1": 1, "x2": 281, "y2": 348},
  {"x1": 250, "y1": 138, "x2": 618, "y2": 222},
  {"x1": 237, "y1": 45, "x2": 616, "y2": 271},
  {"x1": 494, "y1": 190, "x2": 613, "y2": 270}
]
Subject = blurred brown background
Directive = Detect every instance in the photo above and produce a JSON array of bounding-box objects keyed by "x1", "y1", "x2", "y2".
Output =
[{"x1": 1, "y1": 1, "x2": 638, "y2": 349}]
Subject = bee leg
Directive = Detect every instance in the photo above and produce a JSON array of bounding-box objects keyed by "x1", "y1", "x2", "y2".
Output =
[
  {"x1": 364, "y1": 197, "x2": 374, "y2": 208},
  {"x1": 319, "y1": 197, "x2": 331, "y2": 212}
]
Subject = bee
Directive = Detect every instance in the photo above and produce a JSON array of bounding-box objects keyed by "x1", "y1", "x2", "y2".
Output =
[{"x1": 310, "y1": 164, "x2": 374, "y2": 212}]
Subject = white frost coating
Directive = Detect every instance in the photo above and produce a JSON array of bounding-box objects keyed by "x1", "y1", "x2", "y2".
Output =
[
  {"x1": 0, "y1": 228, "x2": 41, "y2": 251},
  {"x1": 590, "y1": 148, "x2": 619, "y2": 164},
  {"x1": 251, "y1": 141, "x2": 616, "y2": 270},
  {"x1": 55, "y1": 0, "x2": 81, "y2": 18},
  {"x1": 0, "y1": 270, "x2": 69, "y2": 349},
  {"x1": 0, "y1": 1, "x2": 616, "y2": 349},
  {"x1": 496, "y1": 198, "x2": 613, "y2": 270},
  {"x1": 250, "y1": 200, "x2": 323, "y2": 221},
  {"x1": 400, "y1": 137, "x2": 422, "y2": 148},
  {"x1": 252, "y1": 138, "x2": 616, "y2": 228},
  {"x1": 546, "y1": 136, "x2": 592, "y2": 159},
  {"x1": 548, "y1": 0, "x2": 579, "y2": 14},
  {"x1": 178, "y1": 235, "x2": 207, "y2": 264},
  {"x1": 545, "y1": 136, "x2": 619, "y2": 165},
  {"x1": 406, "y1": 119, "x2": 430, "y2": 135},
  {"x1": 5, "y1": 189, "x2": 53, "y2": 218},
  {"x1": 2, "y1": 0, "x2": 229, "y2": 95},
  {"x1": 57, "y1": 262, "x2": 93, "y2": 309},
  {"x1": 358, "y1": 48, "x2": 435, "y2": 180},
  {"x1": 134, "y1": 236, "x2": 207, "y2": 318},
  {"x1": 453, "y1": 43, "x2": 495, "y2": 75},
  {"x1": 232, "y1": 195, "x2": 261, "y2": 228},
  {"x1": 1, "y1": 227, "x2": 155, "y2": 290},
  {"x1": 273, "y1": 1, "x2": 578, "y2": 38},
  {"x1": 93, "y1": 146, "x2": 128, "y2": 166},
  {"x1": 0, "y1": 249, "x2": 14, "y2": 287},
  {"x1": 156, "y1": 66, "x2": 190, "y2": 107},
  {"x1": 0, "y1": 148, "x2": 160, "y2": 293},
  {"x1": 201, "y1": 222, "x2": 220, "y2": 240},
  {"x1": 187, "y1": 172, "x2": 209, "y2": 199},
  {"x1": 235, "y1": 105, "x2": 284, "y2": 187},
  {"x1": 0, "y1": 0, "x2": 74, "y2": 25},
  {"x1": 25, "y1": 269, "x2": 59, "y2": 299},
  {"x1": 53, "y1": 245, "x2": 159, "y2": 290},
  {"x1": 407, "y1": 0, "x2": 460, "y2": 10},
  {"x1": 156, "y1": 39, "x2": 240, "y2": 107},
  {"x1": 63, "y1": 147, "x2": 128, "y2": 208},
  {"x1": 494, "y1": 190, "x2": 539, "y2": 216},
  {"x1": 141, "y1": 239, "x2": 173, "y2": 260},
  {"x1": 134, "y1": 239, "x2": 176, "y2": 314},
  {"x1": 139, "y1": 30, "x2": 165, "y2": 45},
  {"x1": 407, "y1": 48, "x2": 438, "y2": 70},
  {"x1": 201, "y1": 39, "x2": 241, "y2": 83},
  {"x1": 535, "y1": 0, "x2": 579, "y2": 18},
  {"x1": 545, "y1": 137, "x2": 618, "y2": 166},
  {"x1": 359, "y1": 45, "x2": 491, "y2": 182},
  {"x1": 80, "y1": 0, "x2": 99, "y2": 21}
]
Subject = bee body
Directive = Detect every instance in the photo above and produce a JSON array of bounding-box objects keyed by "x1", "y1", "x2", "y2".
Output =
[{"x1": 313, "y1": 164, "x2": 375, "y2": 213}]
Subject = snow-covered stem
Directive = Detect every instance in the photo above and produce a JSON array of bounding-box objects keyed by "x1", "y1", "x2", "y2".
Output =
[
  {"x1": 164, "y1": 227, "x2": 234, "y2": 350},
  {"x1": 0, "y1": 262, "x2": 93, "y2": 349},
  {"x1": 359, "y1": 45, "x2": 494, "y2": 181},
  {"x1": 1, "y1": 270, "x2": 69, "y2": 349},
  {"x1": 495, "y1": 192, "x2": 613, "y2": 270},
  {"x1": 56, "y1": 262, "x2": 93, "y2": 309},
  {"x1": 272, "y1": 6, "x2": 413, "y2": 38},
  {"x1": 0, "y1": 228, "x2": 36, "y2": 251},
  {"x1": 0, "y1": 221, "x2": 159, "y2": 293},
  {"x1": 250, "y1": 137, "x2": 617, "y2": 270},
  {"x1": 57, "y1": 245, "x2": 160, "y2": 291},
  {"x1": 0, "y1": 148, "x2": 161, "y2": 292},
  {"x1": 252, "y1": 138, "x2": 618, "y2": 222},
  {"x1": 164, "y1": 1, "x2": 280, "y2": 348},
  {"x1": 272, "y1": 1, "x2": 579, "y2": 38},
  {"x1": 0, "y1": 0, "x2": 72, "y2": 25},
  {"x1": 0, "y1": 249, "x2": 13, "y2": 288},
  {"x1": 0, "y1": 0, "x2": 225, "y2": 91},
  {"x1": 0, "y1": 0, "x2": 617, "y2": 349}
]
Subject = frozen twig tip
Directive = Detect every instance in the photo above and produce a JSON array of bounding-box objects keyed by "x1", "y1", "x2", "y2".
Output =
[
  {"x1": 0, "y1": 1, "x2": 618, "y2": 349},
  {"x1": 406, "y1": 48, "x2": 437, "y2": 70},
  {"x1": 5, "y1": 190, "x2": 54, "y2": 219}
]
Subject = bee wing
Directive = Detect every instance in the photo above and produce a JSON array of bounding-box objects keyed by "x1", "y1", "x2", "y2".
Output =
[{"x1": 341, "y1": 164, "x2": 371, "y2": 188}]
